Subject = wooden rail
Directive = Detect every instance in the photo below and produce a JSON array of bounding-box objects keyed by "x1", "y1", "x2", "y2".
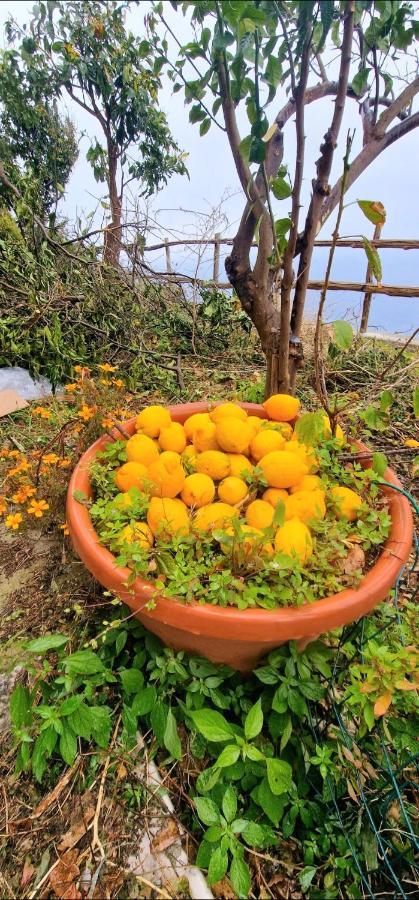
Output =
[{"x1": 143, "y1": 237, "x2": 419, "y2": 252}]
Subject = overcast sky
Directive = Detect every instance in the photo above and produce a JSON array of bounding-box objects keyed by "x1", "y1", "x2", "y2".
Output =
[{"x1": 1, "y1": 0, "x2": 418, "y2": 335}]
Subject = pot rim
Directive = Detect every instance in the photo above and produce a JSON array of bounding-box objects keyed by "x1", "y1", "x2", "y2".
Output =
[{"x1": 66, "y1": 401, "x2": 413, "y2": 641}]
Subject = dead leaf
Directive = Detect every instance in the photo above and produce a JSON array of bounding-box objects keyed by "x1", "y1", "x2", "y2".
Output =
[
  {"x1": 32, "y1": 762, "x2": 80, "y2": 820},
  {"x1": 20, "y1": 857, "x2": 35, "y2": 887},
  {"x1": 374, "y1": 691, "x2": 393, "y2": 716},
  {"x1": 49, "y1": 849, "x2": 80, "y2": 899},
  {"x1": 341, "y1": 544, "x2": 365, "y2": 575},
  {"x1": 116, "y1": 763, "x2": 127, "y2": 780},
  {"x1": 347, "y1": 779, "x2": 359, "y2": 804},
  {"x1": 57, "y1": 805, "x2": 95, "y2": 852},
  {"x1": 212, "y1": 877, "x2": 236, "y2": 899},
  {"x1": 151, "y1": 818, "x2": 180, "y2": 853}
]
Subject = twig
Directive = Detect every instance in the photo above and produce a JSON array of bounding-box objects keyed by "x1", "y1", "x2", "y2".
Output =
[
  {"x1": 376, "y1": 327, "x2": 419, "y2": 381},
  {"x1": 91, "y1": 716, "x2": 121, "y2": 859},
  {"x1": 8, "y1": 435, "x2": 25, "y2": 453},
  {"x1": 133, "y1": 875, "x2": 173, "y2": 899},
  {"x1": 1, "y1": 784, "x2": 8, "y2": 836}
]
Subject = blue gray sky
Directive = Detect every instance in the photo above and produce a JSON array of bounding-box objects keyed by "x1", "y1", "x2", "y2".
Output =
[{"x1": 1, "y1": 0, "x2": 418, "y2": 335}]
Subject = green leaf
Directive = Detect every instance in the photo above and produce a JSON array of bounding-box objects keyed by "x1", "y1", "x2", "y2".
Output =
[
  {"x1": 362, "y1": 237, "x2": 382, "y2": 282},
  {"x1": 254, "y1": 666, "x2": 279, "y2": 685},
  {"x1": 132, "y1": 686, "x2": 156, "y2": 716},
  {"x1": 294, "y1": 411, "x2": 327, "y2": 447},
  {"x1": 246, "y1": 746, "x2": 265, "y2": 761},
  {"x1": 318, "y1": 1, "x2": 334, "y2": 51},
  {"x1": 189, "y1": 708, "x2": 234, "y2": 743},
  {"x1": 372, "y1": 452, "x2": 388, "y2": 477},
  {"x1": 208, "y1": 846, "x2": 228, "y2": 886},
  {"x1": 196, "y1": 765, "x2": 221, "y2": 794},
  {"x1": 10, "y1": 685, "x2": 32, "y2": 728},
  {"x1": 73, "y1": 489, "x2": 89, "y2": 504},
  {"x1": 215, "y1": 744, "x2": 241, "y2": 768},
  {"x1": 351, "y1": 66, "x2": 371, "y2": 96},
  {"x1": 189, "y1": 104, "x2": 206, "y2": 124},
  {"x1": 271, "y1": 177, "x2": 292, "y2": 201},
  {"x1": 195, "y1": 797, "x2": 221, "y2": 827},
  {"x1": 362, "y1": 827, "x2": 378, "y2": 872},
  {"x1": 299, "y1": 865, "x2": 317, "y2": 892},
  {"x1": 31, "y1": 726, "x2": 57, "y2": 782},
  {"x1": 119, "y1": 668, "x2": 144, "y2": 694},
  {"x1": 242, "y1": 820, "x2": 276, "y2": 849},
  {"x1": 266, "y1": 757, "x2": 293, "y2": 795},
  {"x1": 257, "y1": 777, "x2": 287, "y2": 826},
  {"x1": 239, "y1": 134, "x2": 252, "y2": 163},
  {"x1": 357, "y1": 200, "x2": 386, "y2": 226},
  {"x1": 280, "y1": 716, "x2": 293, "y2": 752},
  {"x1": 59, "y1": 726, "x2": 77, "y2": 766},
  {"x1": 164, "y1": 709, "x2": 182, "y2": 760},
  {"x1": 222, "y1": 786, "x2": 237, "y2": 823},
  {"x1": 380, "y1": 389, "x2": 393, "y2": 412},
  {"x1": 244, "y1": 697, "x2": 263, "y2": 740},
  {"x1": 199, "y1": 118, "x2": 211, "y2": 136},
  {"x1": 413, "y1": 387, "x2": 419, "y2": 417},
  {"x1": 230, "y1": 856, "x2": 251, "y2": 898},
  {"x1": 63, "y1": 650, "x2": 105, "y2": 676},
  {"x1": 332, "y1": 320, "x2": 353, "y2": 350},
  {"x1": 249, "y1": 136, "x2": 266, "y2": 164},
  {"x1": 150, "y1": 701, "x2": 168, "y2": 745},
  {"x1": 26, "y1": 634, "x2": 69, "y2": 653},
  {"x1": 89, "y1": 706, "x2": 112, "y2": 748},
  {"x1": 68, "y1": 703, "x2": 95, "y2": 741}
]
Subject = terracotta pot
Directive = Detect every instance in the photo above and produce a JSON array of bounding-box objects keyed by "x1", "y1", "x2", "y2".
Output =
[{"x1": 67, "y1": 402, "x2": 413, "y2": 671}]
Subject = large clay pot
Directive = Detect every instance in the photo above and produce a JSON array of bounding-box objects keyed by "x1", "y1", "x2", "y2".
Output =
[{"x1": 67, "y1": 402, "x2": 413, "y2": 671}]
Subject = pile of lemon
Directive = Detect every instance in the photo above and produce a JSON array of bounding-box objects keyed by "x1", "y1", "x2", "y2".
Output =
[{"x1": 111, "y1": 395, "x2": 363, "y2": 567}]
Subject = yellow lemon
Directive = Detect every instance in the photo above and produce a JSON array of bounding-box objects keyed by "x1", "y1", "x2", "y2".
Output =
[
  {"x1": 247, "y1": 415, "x2": 263, "y2": 436},
  {"x1": 115, "y1": 462, "x2": 149, "y2": 493},
  {"x1": 158, "y1": 422, "x2": 187, "y2": 454},
  {"x1": 262, "y1": 488, "x2": 288, "y2": 508},
  {"x1": 147, "y1": 456, "x2": 185, "y2": 499},
  {"x1": 135, "y1": 405, "x2": 171, "y2": 437},
  {"x1": 210, "y1": 403, "x2": 248, "y2": 423},
  {"x1": 181, "y1": 473, "x2": 215, "y2": 508},
  {"x1": 215, "y1": 418, "x2": 253, "y2": 454},
  {"x1": 285, "y1": 489, "x2": 326, "y2": 523},
  {"x1": 160, "y1": 450, "x2": 182, "y2": 467},
  {"x1": 285, "y1": 440, "x2": 319, "y2": 474},
  {"x1": 330, "y1": 486, "x2": 363, "y2": 521},
  {"x1": 274, "y1": 517, "x2": 313, "y2": 563},
  {"x1": 250, "y1": 429, "x2": 285, "y2": 461},
  {"x1": 194, "y1": 502, "x2": 238, "y2": 532},
  {"x1": 195, "y1": 450, "x2": 230, "y2": 481},
  {"x1": 227, "y1": 453, "x2": 253, "y2": 478},
  {"x1": 118, "y1": 522, "x2": 153, "y2": 549},
  {"x1": 184, "y1": 412, "x2": 212, "y2": 440},
  {"x1": 126, "y1": 433, "x2": 160, "y2": 466},
  {"x1": 245, "y1": 499, "x2": 274, "y2": 530},
  {"x1": 259, "y1": 450, "x2": 308, "y2": 489},
  {"x1": 193, "y1": 421, "x2": 219, "y2": 452},
  {"x1": 321, "y1": 415, "x2": 346, "y2": 446},
  {"x1": 147, "y1": 497, "x2": 190, "y2": 537},
  {"x1": 263, "y1": 394, "x2": 300, "y2": 422},
  {"x1": 290, "y1": 475, "x2": 322, "y2": 494},
  {"x1": 218, "y1": 476, "x2": 248, "y2": 505},
  {"x1": 219, "y1": 523, "x2": 264, "y2": 556}
]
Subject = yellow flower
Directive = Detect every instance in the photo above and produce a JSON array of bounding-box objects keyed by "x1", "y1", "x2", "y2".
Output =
[
  {"x1": 12, "y1": 486, "x2": 35, "y2": 504},
  {"x1": 0, "y1": 496, "x2": 8, "y2": 515},
  {"x1": 102, "y1": 417, "x2": 114, "y2": 429},
  {"x1": 0, "y1": 448, "x2": 11, "y2": 458},
  {"x1": 32, "y1": 406, "x2": 51, "y2": 419},
  {"x1": 42, "y1": 453, "x2": 60, "y2": 465},
  {"x1": 27, "y1": 499, "x2": 49, "y2": 518},
  {"x1": 59, "y1": 522, "x2": 70, "y2": 536},
  {"x1": 65, "y1": 383, "x2": 78, "y2": 393},
  {"x1": 404, "y1": 439, "x2": 419, "y2": 449},
  {"x1": 98, "y1": 363, "x2": 117, "y2": 373},
  {"x1": 78, "y1": 404, "x2": 96, "y2": 422},
  {"x1": 9, "y1": 449, "x2": 21, "y2": 458},
  {"x1": 9, "y1": 461, "x2": 31, "y2": 476},
  {"x1": 58, "y1": 458, "x2": 71, "y2": 469},
  {"x1": 74, "y1": 365, "x2": 91, "y2": 377},
  {"x1": 112, "y1": 378, "x2": 124, "y2": 388},
  {"x1": 5, "y1": 512, "x2": 23, "y2": 530}
]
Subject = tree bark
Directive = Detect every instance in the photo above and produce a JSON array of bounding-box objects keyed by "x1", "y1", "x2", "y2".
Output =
[{"x1": 103, "y1": 138, "x2": 122, "y2": 267}]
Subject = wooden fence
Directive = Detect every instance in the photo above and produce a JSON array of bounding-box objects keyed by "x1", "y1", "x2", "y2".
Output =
[{"x1": 140, "y1": 235, "x2": 419, "y2": 333}]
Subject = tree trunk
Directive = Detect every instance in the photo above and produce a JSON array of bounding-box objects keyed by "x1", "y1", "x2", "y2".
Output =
[{"x1": 103, "y1": 139, "x2": 122, "y2": 267}]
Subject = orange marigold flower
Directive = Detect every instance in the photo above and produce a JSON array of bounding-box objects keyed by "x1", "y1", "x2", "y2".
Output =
[
  {"x1": 32, "y1": 406, "x2": 52, "y2": 419},
  {"x1": 78, "y1": 404, "x2": 97, "y2": 422},
  {"x1": 65, "y1": 383, "x2": 78, "y2": 393},
  {"x1": 99, "y1": 378, "x2": 109, "y2": 386},
  {"x1": 12, "y1": 486, "x2": 36, "y2": 504},
  {"x1": 98, "y1": 363, "x2": 117, "y2": 373},
  {"x1": 0, "y1": 496, "x2": 8, "y2": 515},
  {"x1": 42, "y1": 453, "x2": 60, "y2": 465},
  {"x1": 27, "y1": 499, "x2": 49, "y2": 518},
  {"x1": 59, "y1": 522, "x2": 70, "y2": 536},
  {"x1": 102, "y1": 417, "x2": 114, "y2": 429},
  {"x1": 9, "y1": 450, "x2": 21, "y2": 458},
  {"x1": 404, "y1": 438, "x2": 419, "y2": 449},
  {"x1": 74, "y1": 365, "x2": 91, "y2": 377},
  {"x1": 112, "y1": 378, "x2": 124, "y2": 388},
  {"x1": 58, "y1": 458, "x2": 71, "y2": 469},
  {"x1": 9, "y1": 461, "x2": 31, "y2": 476},
  {"x1": 5, "y1": 512, "x2": 23, "y2": 530},
  {"x1": 0, "y1": 449, "x2": 11, "y2": 458}
]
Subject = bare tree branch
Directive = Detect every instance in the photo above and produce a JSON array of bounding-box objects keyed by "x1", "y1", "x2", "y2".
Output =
[{"x1": 375, "y1": 75, "x2": 419, "y2": 136}]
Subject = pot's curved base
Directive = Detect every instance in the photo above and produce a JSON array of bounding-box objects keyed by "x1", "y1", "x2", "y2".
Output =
[{"x1": 67, "y1": 402, "x2": 414, "y2": 673}]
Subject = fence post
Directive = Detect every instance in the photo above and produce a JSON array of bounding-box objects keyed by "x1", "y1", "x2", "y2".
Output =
[
  {"x1": 164, "y1": 239, "x2": 172, "y2": 274},
  {"x1": 213, "y1": 233, "x2": 220, "y2": 282},
  {"x1": 360, "y1": 223, "x2": 382, "y2": 332}
]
